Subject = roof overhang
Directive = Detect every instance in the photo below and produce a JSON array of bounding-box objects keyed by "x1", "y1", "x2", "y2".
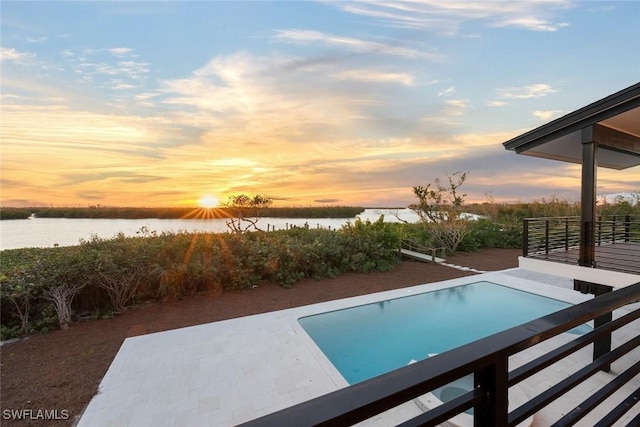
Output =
[{"x1": 503, "y1": 83, "x2": 640, "y2": 170}]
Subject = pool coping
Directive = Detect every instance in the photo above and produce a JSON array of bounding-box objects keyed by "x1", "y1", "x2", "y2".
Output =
[{"x1": 75, "y1": 268, "x2": 638, "y2": 426}]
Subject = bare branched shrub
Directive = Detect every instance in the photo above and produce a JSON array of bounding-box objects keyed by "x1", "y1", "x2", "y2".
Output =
[
  {"x1": 28, "y1": 248, "x2": 93, "y2": 330},
  {"x1": 409, "y1": 171, "x2": 470, "y2": 254},
  {"x1": 428, "y1": 221, "x2": 467, "y2": 254},
  {"x1": 98, "y1": 267, "x2": 146, "y2": 312},
  {"x1": 8, "y1": 291, "x2": 31, "y2": 335},
  {"x1": 91, "y1": 233, "x2": 152, "y2": 311},
  {"x1": 43, "y1": 282, "x2": 84, "y2": 330},
  {"x1": 224, "y1": 194, "x2": 273, "y2": 233}
]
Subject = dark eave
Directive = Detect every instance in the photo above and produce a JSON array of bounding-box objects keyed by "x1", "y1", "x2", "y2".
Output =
[{"x1": 503, "y1": 82, "x2": 640, "y2": 170}]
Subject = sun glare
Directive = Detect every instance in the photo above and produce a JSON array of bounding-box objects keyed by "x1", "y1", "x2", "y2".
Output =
[{"x1": 198, "y1": 195, "x2": 219, "y2": 208}]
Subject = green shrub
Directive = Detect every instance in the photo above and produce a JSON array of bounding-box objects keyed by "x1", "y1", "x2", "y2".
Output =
[
  {"x1": 268, "y1": 228, "x2": 350, "y2": 287},
  {"x1": 37, "y1": 247, "x2": 96, "y2": 329},
  {"x1": 0, "y1": 219, "x2": 403, "y2": 339},
  {"x1": 458, "y1": 219, "x2": 522, "y2": 252},
  {"x1": 1, "y1": 249, "x2": 48, "y2": 337},
  {"x1": 90, "y1": 234, "x2": 154, "y2": 311},
  {"x1": 1, "y1": 246, "x2": 94, "y2": 334},
  {"x1": 340, "y1": 216, "x2": 400, "y2": 273},
  {"x1": 150, "y1": 232, "x2": 208, "y2": 297}
]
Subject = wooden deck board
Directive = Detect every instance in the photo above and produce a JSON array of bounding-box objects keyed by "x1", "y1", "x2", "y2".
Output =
[
  {"x1": 399, "y1": 248, "x2": 446, "y2": 264},
  {"x1": 527, "y1": 242, "x2": 640, "y2": 275}
]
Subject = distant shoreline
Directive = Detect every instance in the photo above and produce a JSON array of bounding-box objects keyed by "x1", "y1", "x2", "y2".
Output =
[{"x1": 0, "y1": 206, "x2": 367, "y2": 220}]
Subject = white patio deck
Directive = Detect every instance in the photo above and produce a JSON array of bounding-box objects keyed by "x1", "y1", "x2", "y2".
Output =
[{"x1": 76, "y1": 268, "x2": 640, "y2": 427}]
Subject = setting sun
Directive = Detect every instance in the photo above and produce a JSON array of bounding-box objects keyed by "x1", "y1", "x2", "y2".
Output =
[{"x1": 198, "y1": 195, "x2": 220, "y2": 208}]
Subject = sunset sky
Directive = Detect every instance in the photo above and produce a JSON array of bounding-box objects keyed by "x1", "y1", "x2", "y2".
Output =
[{"x1": 1, "y1": 1, "x2": 639, "y2": 208}]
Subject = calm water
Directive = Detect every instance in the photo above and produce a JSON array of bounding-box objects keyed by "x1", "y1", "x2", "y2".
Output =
[
  {"x1": 0, "y1": 208, "x2": 419, "y2": 250},
  {"x1": 298, "y1": 281, "x2": 591, "y2": 384}
]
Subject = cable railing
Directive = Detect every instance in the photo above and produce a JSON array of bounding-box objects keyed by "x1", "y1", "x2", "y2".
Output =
[
  {"x1": 523, "y1": 215, "x2": 640, "y2": 275},
  {"x1": 239, "y1": 281, "x2": 640, "y2": 426}
]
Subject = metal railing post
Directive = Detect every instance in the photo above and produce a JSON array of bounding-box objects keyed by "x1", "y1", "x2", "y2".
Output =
[
  {"x1": 625, "y1": 215, "x2": 630, "y2": 242},
  {"x1": 522, "y1": 219, "x2": 529, "y2": 257},
  {"x1": 612, "y1": 215, "x2": 617, "y2": 243},
  {"x1": 593, "y1": 283, "x2": 614, "y2": 372},
  {"x1": 545, "y1": 219, "x2": 550, "y2": 254},
  {"x1": 475, "y1": 358, "x2": 508, "y2": 427},
  {"x1": 565, "y1": 217, "x2": 569, "y2": 251}
]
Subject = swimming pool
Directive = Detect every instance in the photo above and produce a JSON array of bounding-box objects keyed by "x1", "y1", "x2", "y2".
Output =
[{"x1": 298, "y1": 281, "x2": 591, "y2": 384}]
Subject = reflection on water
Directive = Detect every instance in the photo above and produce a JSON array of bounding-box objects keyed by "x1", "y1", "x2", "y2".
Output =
[
  {"x1": 375, "y1": 285, "x2": 473, "y2": 312},
  {"x1": 435, "y1": 284, "x2": 473, "y2": 302},
  {"x1": 377, "y1": 300, "x2": 390, "y2": 310},
  {"x1": 0, "y1": 208, "x2": 420, "y2": 250}
]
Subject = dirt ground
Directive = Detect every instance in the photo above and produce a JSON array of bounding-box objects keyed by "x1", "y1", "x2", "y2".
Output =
[{"x1": 0, "y1": 248, "x2": 521, "y2": 426}]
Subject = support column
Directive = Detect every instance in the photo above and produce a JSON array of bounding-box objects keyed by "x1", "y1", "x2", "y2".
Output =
[
  {"x1": 579, "y1": 127, "x2": 597, "y2": 267},
  {"x1": 475, "y1": 358, "x2": 509, "y2": 426},
  {"x1": 576, "y1": 130, "x2": 609, "y2": 371},
  {"x1": 573, "y1": 280, "x2": 613, "y2": 372}
]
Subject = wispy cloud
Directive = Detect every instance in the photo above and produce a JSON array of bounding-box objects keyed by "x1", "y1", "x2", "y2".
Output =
[
  {"x1": 159, "y1": 51, "x2": 381, "y2": 135},
  {"x1": 60, "y1": 46, "x2": 150, "y2": 93},
  {"x1": 493, "y1": 17, "x2": 569, "y2": 32},
  {"x1": 487, "y1": 101, "x2": 509, "y2": 107},
  {"x1": 74, "y1": 59, "x2": 149, "y2": 80},
  {"x1": 150, "y1": 50, "x2": 527, "y2": 204},
  {"x1": 0, "y1": 47, "x2": 34, "y2": 63},
  {"x1": 273, "y1": 29, "x2": 443, "y2": 60},
  {"x1": 26, "y1": 36, "x2": 48, "y2": 43},
  {"x1": 438, "y1": 86, "x2": 456, "y2": 97},
  {"x1": 108, "y1": 47, "x2": 134, "y2": 57},
  {"x1": 498, "y1": 83, "x2": 558, "y2": 99},
  {"x1": 332, "y1": 0, "x2": 573, "y2": 34},
  {"x1": 338, "y1": 2, "x2": 446, "y2": 31},
  {"x1": 444, "y1": 99, "x2": 468, "y2": 116},
  {"x1": 112, "y1": 81, "x2": 136, "y2": 90},
  {"x1": 1, "y1": 103, "x2": 186, "y2": 158},
  {"x1": 533, "y1": 109, "x2": 565, "y2": 121},
  {"x1": 314, "y1": 198, "x2": 342, "y2": 204},
  {"x1": 331, "y1": 69, "x2": 414, "y2": 85},
  {"x1": 0, "y1": 96, "x2": 208, "y2": 205}
]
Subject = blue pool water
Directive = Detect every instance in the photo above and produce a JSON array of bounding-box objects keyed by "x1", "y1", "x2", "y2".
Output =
[{"x1": 298, "y1": 281, "x2": 591, "y2": 384}]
